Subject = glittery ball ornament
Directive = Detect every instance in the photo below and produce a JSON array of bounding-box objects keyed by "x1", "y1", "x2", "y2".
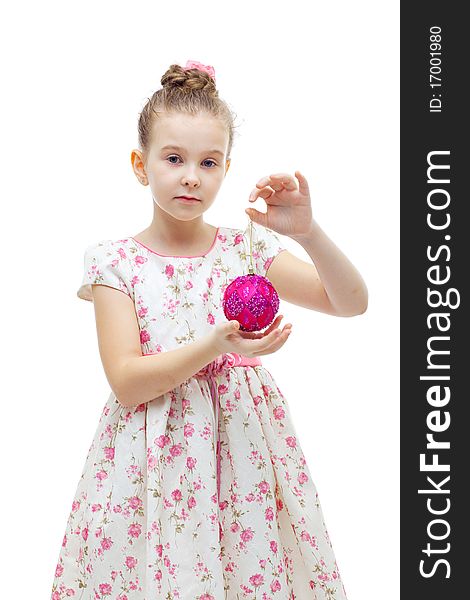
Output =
[
  {"x1": 222, "y1": 220, "x2": 280, "y2": 332},
  {"x1": 223, "y1": 273, "x2": 280, "y2": 332}
]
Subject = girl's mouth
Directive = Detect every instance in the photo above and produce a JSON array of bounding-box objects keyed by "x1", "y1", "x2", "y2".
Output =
[{"x1": 175, "y1": 196, "x2": 201, "y2": 203}]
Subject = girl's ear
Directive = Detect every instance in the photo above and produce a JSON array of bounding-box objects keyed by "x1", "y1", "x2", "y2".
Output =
[
  {"x1": 225, "y1": 158, "x2": 231, "y2": 174},
  {"x1": 131, "y1": 149, "x2": 148, "y2": 185}
]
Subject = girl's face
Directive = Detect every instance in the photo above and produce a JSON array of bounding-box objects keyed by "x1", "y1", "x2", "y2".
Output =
[{"x1": 135, "y1": 111, "x2": 230, "y2": 222}]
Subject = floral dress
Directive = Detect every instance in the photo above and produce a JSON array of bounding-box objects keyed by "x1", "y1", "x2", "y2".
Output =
[{"x1": 50, "y1": 222, "x2": 349, "y2": 600}]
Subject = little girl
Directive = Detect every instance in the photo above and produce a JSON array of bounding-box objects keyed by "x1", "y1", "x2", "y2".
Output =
[{"x1": 50, "y1": 60, "x2": 367, "y2": 600}]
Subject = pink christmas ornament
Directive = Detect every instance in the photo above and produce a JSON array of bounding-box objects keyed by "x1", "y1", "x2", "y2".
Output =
[{"x1": 222, "y1": 220, "x2": 280, "y2": 332}]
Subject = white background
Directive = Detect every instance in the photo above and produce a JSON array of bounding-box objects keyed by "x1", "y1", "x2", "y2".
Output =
[{"x1": 1, "y1": 1, "x2": 399, "y2": 598}]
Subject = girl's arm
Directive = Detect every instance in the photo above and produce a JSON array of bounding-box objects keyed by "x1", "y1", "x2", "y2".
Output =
[
  {"x1": 267, "y1": 219, "x2": 368, "y2": 317},
  {"x1": 247, "y1": 171, "x2": 368, "y2": 317},
  {"x1": 90, "y1": 284, "x2": 290, "y2": 409},
  {"x1": 91, "y1": 283, "x2": 220, "y2": 408}
]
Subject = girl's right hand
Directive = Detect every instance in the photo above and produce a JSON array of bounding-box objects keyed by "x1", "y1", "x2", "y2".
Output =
[{"x1": 207, "y1": 315, "x2": 292, "y2": 358}]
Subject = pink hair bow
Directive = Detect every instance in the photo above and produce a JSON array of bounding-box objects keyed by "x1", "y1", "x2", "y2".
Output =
[{"x1": 183, "y1": 59, "x2": 216, "y2": 83}]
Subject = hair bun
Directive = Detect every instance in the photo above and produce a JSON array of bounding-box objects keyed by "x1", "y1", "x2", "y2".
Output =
[
  {"x1": 161, "y1": 63, "x2": 218, "y2": 96},
  {"x1": 137, "y1": 61, "x2": 237, "y2": 162}
]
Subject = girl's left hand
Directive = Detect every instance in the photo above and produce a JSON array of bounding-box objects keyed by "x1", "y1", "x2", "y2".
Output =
[{"x1": 246, "y1": 171, "x2": 313, "y2": 238}]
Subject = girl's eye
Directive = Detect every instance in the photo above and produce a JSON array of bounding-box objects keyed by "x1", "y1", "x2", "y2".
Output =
[{"x1": 166, "y1": 155, "x2": 217, "y2": 168}]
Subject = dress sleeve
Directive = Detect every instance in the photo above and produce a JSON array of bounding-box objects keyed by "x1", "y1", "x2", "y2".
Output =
[
  {"x1": 77, "y1": 239, "x2": 135, "y2": 303},
  {"x1": 247, "y1": 222, "x2": 287, "y2": 278}
]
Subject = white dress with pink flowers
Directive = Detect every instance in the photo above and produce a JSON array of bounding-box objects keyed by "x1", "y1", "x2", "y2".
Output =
[{"x1": 50, "y1": 221, "x2": 348, "y2": 600}]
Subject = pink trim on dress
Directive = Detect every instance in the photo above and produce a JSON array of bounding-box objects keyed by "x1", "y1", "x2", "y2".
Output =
[{"x1": 130, "y1": 227, "x2": 220, "y2": 258}]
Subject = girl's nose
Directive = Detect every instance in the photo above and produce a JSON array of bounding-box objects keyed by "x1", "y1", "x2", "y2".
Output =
[{"x1": 181, "y1": 170, "x2": 200, "y2": 187}]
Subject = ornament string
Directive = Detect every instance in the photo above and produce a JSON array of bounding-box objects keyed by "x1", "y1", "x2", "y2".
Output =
[{"x1": 248, "y1": 217, "x2": 254, "y2": 274}]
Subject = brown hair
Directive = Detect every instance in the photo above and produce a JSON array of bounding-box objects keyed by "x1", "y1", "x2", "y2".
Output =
[{"x1": 137, "y1": 63, "x2": 238, "y2": 162}]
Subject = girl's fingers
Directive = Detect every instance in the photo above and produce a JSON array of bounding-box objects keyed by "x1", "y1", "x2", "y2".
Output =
[
  {"x1": 251, "y1": 328, "x2": 280, "y2": 352},
  {"x1": 256, "y1": 173, "x2": 297, "y2": 190},
  {"x1": 235, "y1": 315, "x2": 285, "y2": 339},
  {"x1": 261, "y1": 315, "x2": 284, "y2": 335},
  {"x1": 238, "y1": 331, "x2": 262, "y2": 339},
  {"x1": 249, "y1": 173, "x2": 299, "y2": 203},
  {"x1": 249, "y1": 186, "x2": 275, "y2": 203},
  {"x1": 269, "y1": 327, "x2": 292, "y2": 351},
  {"x1": 253, "y1": 330, "x2": 292, "y2": 356},
  {"x1": 251, "y1": 324, "x2": 292, "y2": 355}
]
